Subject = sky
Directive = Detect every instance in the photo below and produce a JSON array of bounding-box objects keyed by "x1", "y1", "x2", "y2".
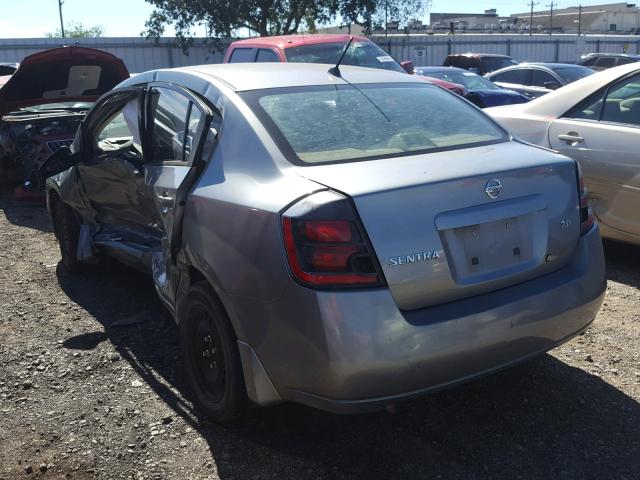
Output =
[{"x1": 0, "y1": 0, "x2": 626, "y2": 38}]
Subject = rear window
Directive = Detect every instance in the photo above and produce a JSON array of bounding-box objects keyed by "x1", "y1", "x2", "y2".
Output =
[
  {"x1": 552, "y1": 66, "x2": 594, "y2": 83},
  {"x1": 242, "y1": 83, "x2": 507, "y2": 165},
  {"x1": 228, "y1": 48, "x2": 256, "y2": 63},
  {"x1": 284, "y1": 41, "x2": 405, "y2": 73}
]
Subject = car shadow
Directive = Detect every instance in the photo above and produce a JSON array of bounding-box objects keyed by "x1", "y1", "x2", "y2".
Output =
[
  {"x1": 57, "y1": 260, "x2": 640, "y2": 479},
  {"x1": 0, "y1": 190, "x2": 50, "y2": 233},
  {"x1": 603, "y1": 239, "x2": 640, "y2": 289}
]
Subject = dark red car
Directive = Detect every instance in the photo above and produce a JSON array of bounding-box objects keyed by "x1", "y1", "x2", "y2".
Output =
[
  {"x1": 224, "y1": 34, "x2": 467, "y2": 96},
  {"x1": 0, "y1": 46, "x2": 129, "y2": 191}
]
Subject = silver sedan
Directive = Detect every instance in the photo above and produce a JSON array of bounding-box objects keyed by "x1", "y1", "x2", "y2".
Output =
[
  {"x1": 486, "y1": 63, "x2": 640, "y2": 246},
  {"x1": 42, "y1": 63, "x2": 605, "y2": 421}
]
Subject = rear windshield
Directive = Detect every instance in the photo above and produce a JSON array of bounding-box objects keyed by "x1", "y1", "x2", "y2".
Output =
[
  {"x1": 551, "y1": 66, "x2": 594, "y2": 83},
  {"x1": 241, "y1": 83, "x2": 507, "y2": 165},
  {"x1": 284, "y1": 41, "x2": 405, "y2": 73}
]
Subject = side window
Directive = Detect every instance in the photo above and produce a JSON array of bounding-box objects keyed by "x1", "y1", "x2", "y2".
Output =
[
  {"x1": 228, "y1": 48, "x2": 256, "y2": 63},
  {"x1": 595, "y1": 57, "x2": 616, "y2": 69},
  {"x1": 149, "y1": 88, "x2": 192, "y2": 163},
  {"x1": 566, "y1": 91, "x2": 605, "y2": 120},
  {"x1": 600, "y1": 75, "x2": 640, "y2": 126},
  {"x1": 530, "y1": 69, "x2": 557, "y2": 87},
  {"x1": 616, "y1": 57, "x2": 634, "y2": 65},
  {"x1": 493, "y1": 69, "x2": 528, "y2": 84},
  {"x1": 566, "y1": 73, "x2": 640, "y2": 126},
  {"x1": 256, "y1": 49, "x2": 279, "y2": 62},
  {"x1": 581, "y1": 57, "x2": 597, "y2": 67},
  {"x1": 95, "y1": 99, "x2": 142, "y2": 154}
]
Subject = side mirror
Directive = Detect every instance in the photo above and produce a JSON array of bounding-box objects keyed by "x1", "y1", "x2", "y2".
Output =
[
  {"x1": 400, "y1": 60, "x2": 414, "y2": 75},
  {"x1": 544, "y1": 81, "x2": 562, "y2": 90},
  {"x1": 32, "y1": 146, "x2": 79, "y2": 189}
]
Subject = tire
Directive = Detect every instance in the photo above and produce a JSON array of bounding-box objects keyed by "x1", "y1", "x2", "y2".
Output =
[
  {"x1": 179, "y1": 282, "x2": 247, "y2": 423},
  {"x1": 55, "y1": 200, "x2": 83, "y2": 273}
]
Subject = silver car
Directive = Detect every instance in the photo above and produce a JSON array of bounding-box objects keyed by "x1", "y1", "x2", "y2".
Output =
[{"x1": 42, "y1": 63, "x2": 606, "y2": 422}]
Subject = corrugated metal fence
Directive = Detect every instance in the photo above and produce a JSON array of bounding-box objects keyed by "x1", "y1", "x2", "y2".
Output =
[
  {"x1": 370, "y1": 34, "x2": 640, "y2": 65},
  {"x1": 1, "y1": 34, "x2": 639, "y2": 71}
]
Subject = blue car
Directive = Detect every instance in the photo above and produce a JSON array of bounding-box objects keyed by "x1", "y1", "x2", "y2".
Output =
[{"x1": 415, "y1": 66, "x2": 530, "y2": 108}]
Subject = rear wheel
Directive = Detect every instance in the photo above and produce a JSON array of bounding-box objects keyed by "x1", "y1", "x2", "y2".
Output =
[
  {"x1": 179, "y1": 282, "x2": 247, "y2": 423},
  {"x1": 55, "y1": 200, "x2": 83, "y2": 273}
]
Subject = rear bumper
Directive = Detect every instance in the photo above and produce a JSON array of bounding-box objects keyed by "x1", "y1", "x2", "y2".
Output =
[{"x1": 232, "y1": 224, "x2": 606, "y2": 413}]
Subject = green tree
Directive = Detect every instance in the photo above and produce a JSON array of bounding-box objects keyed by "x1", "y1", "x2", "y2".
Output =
[
  {"x1": 46, "y1": 21, "x2": 104, "y2": 38},
  {"x1": 143, "y1": 0, "x2": 430, "y2": 48}
]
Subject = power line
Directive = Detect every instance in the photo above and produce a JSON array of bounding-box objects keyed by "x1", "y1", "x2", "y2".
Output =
[
  {"x1": 528, "y1": 1, "x2": 539, "y2": 36},
  {"x1": 546, "y1": 1, "x2": 558, "y2": 36}
]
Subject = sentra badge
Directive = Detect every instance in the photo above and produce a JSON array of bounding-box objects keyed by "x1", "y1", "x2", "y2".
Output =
[{"x1": 389, "y1": 250, "x2": 440, "y2": 267}]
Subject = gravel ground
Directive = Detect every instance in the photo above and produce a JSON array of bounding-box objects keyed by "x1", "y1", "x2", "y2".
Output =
[{"x1": 0, "y1": 194, "x2": 639, "y2": 480}]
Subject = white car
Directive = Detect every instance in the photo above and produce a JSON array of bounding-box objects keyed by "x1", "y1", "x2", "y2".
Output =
[{"x1": 486, "y1": 63, "x2": 640, "y2": 246}]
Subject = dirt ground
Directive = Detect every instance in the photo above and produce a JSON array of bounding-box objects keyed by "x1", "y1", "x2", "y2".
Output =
[{"x1": 0, "y1": 193, "x2": 638, "y2": 480}]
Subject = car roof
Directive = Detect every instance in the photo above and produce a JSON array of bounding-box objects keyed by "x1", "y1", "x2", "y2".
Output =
[
  {"x1": 229, "y1": 34, "x2": 369, "y2": 50},
  {"x1": 584, "y1": 52, "x2": 640, "y2": 59},
  {"x1": 121, "y1": 62, "x2": 422, "y2": 92},
  {"x1": 487, "y1": 62, "x2": 589, "y2": 76},
  {"x1": 416, "y1": 66, "x2": 468, "y2": 73},
  {"x1": 498, "y1": 62, "x2": 640, "y2": 117},
  {"x1": 447, "y1": 53, "x2": 512, "y2": 58}
]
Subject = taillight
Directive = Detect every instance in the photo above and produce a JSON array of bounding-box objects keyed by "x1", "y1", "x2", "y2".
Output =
[
  {"x1": 576, "y1": 164, "x2": 594, "y2": 235},
  {"x1": 281, "y1": 191, "x2": 384, "y2": 288}
]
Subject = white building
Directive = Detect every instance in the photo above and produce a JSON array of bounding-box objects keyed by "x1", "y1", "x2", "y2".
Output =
[{"x1": 511, "y1": 2, "x2": 640, "y2": 34}]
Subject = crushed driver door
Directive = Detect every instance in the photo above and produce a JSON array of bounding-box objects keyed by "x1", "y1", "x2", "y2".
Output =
[{"x1": 142, "y1": 82, "x2": 216, "y2": 310}]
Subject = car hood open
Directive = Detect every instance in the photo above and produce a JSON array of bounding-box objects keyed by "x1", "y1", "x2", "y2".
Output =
[{"x1": 0, "y1": 46, "x2": 129, "y2": 116}]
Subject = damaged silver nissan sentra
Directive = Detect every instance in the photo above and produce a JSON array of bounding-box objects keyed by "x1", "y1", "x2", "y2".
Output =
[{"x1": 42, "y1": 62, "x2": 606, "y2": 422}]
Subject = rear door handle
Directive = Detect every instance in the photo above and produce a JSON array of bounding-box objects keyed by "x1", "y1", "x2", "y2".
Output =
[{"x1": 558, "y1": 133, "x2": 584, "y2": 144}]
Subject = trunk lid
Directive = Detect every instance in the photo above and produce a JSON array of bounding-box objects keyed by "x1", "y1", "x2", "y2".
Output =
[
  {"x1": 0, "y1": 46, "x2": 129, "y2": 116},
  {"x1": 296, "y1": 141, "x2": 580, "y2": 310}
]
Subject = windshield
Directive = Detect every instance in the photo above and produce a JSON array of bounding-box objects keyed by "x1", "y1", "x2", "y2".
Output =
[
  {"x1": 552, "y1": 66, "x2": 594, "y2": 83},
  {"x1": 418, "y1": 70, "x2": 500, "y2": 91},
  {"x1": 242, "y1": 83, "x2": 507, "y2": 165},
  {"x1": 284, "y1": 41, "x2": 405, "y2": 73}
]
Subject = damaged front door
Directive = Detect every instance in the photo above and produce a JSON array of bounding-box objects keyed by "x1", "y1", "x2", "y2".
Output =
[
  {"x1": 142, "y1": 83, "x2": 215, "y2": 309},
  {"x1": 79, "y1": 89, "x2": 157, "y2": 239}
]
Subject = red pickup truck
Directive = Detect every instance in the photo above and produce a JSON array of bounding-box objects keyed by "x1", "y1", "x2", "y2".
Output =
[{"x1": 223, "y1": 34, "x2": 467, "y2": 96}]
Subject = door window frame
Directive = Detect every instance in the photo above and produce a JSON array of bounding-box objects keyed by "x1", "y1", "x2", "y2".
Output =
[
  {"x1": 82, "y1": 87, "x2": 146, "y2": 161},
  {"x1": 562, "y1": 71, "x2": 640, "y2": 128},
  {"x1": 144, "y1": 82, "x2": 215, "y2": 167}
]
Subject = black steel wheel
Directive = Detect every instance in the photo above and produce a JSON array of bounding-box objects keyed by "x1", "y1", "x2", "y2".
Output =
[{"x1": 179, "y1": 281, "x2": 247, "y2": 423}]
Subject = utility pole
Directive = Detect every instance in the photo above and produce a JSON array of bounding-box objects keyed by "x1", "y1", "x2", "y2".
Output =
[
  {"x1": 577, "y1": 4, "x2": 582, "y2": 36},
  {"x1": 385, "y1": 1, "x2": 388, "y2": 39},
  {"x1": 528, "y1": 1, "x2": 539, "y2": 36},
  {"x1": 546, "y1": 1, "x2": 557, "y2": 36},
  {"x1": 57, "y1": 0, "x2": 65, "y2": 38}
]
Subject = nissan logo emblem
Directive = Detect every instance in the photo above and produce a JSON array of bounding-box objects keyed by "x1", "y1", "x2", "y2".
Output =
[{"x1": 485, "y1": 179, "x2": 502, "y2": 199}]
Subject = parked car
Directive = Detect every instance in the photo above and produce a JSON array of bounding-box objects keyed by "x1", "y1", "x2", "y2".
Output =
[
  {"x1": 224, "y1": 34, "x2": 468, "y2": 96},
  {"x1": 485, "y1": 63, "x2": 595, "y2": 99},
  {"x1": 0, "y1": 46, "x2": 129, "y2": 190},
  {"x1": 42, "y1": 63, "x2": 605, "y2": 422},
  {"x1": 580, "y1": 53, "x2": 640, "y2": 71},
  {"x1": 443, "y1": 53, "x2": 518, "y2": 75},
  {"x1": 486, "y1": 62, "x2": 640, "y2": 246},
  {"x1": 415, "y1": 66, "x2": 529, "y2": 108}
]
